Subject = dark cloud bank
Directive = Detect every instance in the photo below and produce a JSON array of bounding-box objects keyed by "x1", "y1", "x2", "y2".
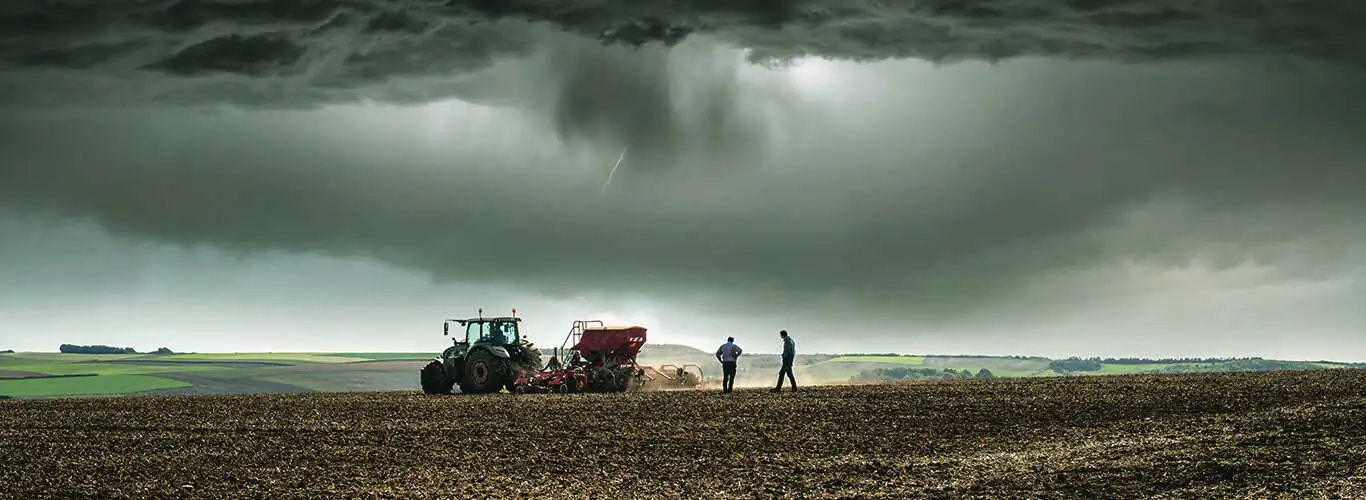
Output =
[
  {"x1": 3, "y1": 0, "x2": 1365, "y2": 108},
  {"x1": 3, "y1": 0, "x2": 1366, "y2": 328}
]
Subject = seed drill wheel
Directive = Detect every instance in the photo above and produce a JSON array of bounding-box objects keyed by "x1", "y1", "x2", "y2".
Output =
[
  {"x1": 460, "y1": 349, "x2": 511, "y2": 394},
  {"x1": 614, "y1": 368, "x2": 635, "y2": 392},
  {"x1": 591, "y1": 368, "x2": 615, "y2": 393},
  {"x1": 420, "y1": 360, "x2": 454, "y2": 395}
]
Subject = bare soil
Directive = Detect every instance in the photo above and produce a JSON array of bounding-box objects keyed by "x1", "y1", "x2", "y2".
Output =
[{"x1": 1, "y1": 370, "x2": 1363, "y2": 498}]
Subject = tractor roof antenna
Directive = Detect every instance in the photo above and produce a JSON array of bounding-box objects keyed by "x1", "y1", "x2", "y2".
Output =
[
  {"x1": 512, "y1": 308, "x2": 517, "y2": 319},
  {"x1": 478, "y1": 307, "x2": 483, "y2": 320}
]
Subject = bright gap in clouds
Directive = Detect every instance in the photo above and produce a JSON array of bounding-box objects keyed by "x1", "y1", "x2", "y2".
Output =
[{"x1": 781, "y1": 56, "x2": 842, "y2": 92}]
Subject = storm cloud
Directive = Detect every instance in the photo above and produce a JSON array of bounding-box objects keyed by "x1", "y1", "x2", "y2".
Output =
[
  {"x1": 5, "y1": 56, "x2": 1366, "y2": 318},
  {"x1": 3, "y1": 0, "x2": 1366, "y2": 357},
  {"x1": 3, "y1": 0, "x2": 1366, "y2": 109}
]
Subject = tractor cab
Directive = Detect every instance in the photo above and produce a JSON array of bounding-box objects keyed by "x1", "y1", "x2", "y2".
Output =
[{"x1": 424, "y1": 308, "x2": 542, "y2": 395}]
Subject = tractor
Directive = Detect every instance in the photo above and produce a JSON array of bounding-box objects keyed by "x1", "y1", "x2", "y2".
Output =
[{"x1": 420, "y1": 308, "x2": 542, "y2": 395}]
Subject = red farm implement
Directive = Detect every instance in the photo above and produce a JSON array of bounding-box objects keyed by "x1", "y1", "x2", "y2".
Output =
[
  {"x1": 514, "y1": 320, "x2": 701, "y2": 393},
  {"x1": 515, "y1": 320, "x2": 644, "y2": 393}
]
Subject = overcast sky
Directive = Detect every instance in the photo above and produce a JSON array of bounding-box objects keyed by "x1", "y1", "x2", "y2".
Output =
[{"x1": 2, "y1": 0, "x2": 1364, "y2": 360}]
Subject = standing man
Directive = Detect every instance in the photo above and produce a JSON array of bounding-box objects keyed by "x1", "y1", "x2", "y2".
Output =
[
  {"x1": 715, "y1": 336, "x2": 743, "y2": 393},
  {"x1": 771, "y1": 330, "x2": 797, "y2": 393}
]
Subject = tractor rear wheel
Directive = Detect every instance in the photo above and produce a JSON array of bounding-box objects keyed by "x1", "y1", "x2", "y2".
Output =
[
  {"x1": 420, "y1": 360, "x2": 453, "y2": 395},
  {"x1": 459, "y1": 348, "x2": 511, "y2": 394}
]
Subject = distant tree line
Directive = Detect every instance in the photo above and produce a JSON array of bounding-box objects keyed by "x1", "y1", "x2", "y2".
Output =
[
  {"x1": 1, "y1": 349, "x2": 13, "y2": 354},
  {"x1": 1093, "y1": 356, "x2": 1265, "y2": 365},
  {"x1": 1048, "y1": 357, "x2": 1103, "y2": 373},
  {"x1": 58, "y1": 345, "x2": 176, "y2": 355},
  {"x1": 844, "y1": 353, "x2": 1045, "y2": 360},
  {"x1": 1146, "y1": 359, "x2": 1326, "y2": 374},
  {"x1": 853, "y1": 367, "x2": 994, "y2": 382},
  {"x1": 1047, "y1": 356, "x2": 1276, "y2": 373},
  {"x1": 921, "y1": 354, "x2": 1046, "y2": 360},
  {"x1": 60, "y1": 344, "x2": 138, "y2": 354}
]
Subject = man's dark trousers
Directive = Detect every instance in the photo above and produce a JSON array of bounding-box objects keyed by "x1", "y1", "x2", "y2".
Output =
[
  {"x1": 775, "y1": 357, "x2": 796, "y2": 390},
  {"x1": 722, "y1": 361, "x2": 737, "y2": 392}
]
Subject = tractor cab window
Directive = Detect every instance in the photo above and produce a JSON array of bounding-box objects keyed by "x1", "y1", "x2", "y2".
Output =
[
  {"x1": 464, "y1": 323, "x2": 481, "y2": 345},
  {"x1": 487, "y1": 322, "x2": 515, "y2": 345},
  {"x1": 464, "y1": 321, "x2": 517, "y2": 345}
]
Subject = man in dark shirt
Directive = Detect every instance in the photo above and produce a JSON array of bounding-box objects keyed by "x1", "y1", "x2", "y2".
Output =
[{"x1": 771, "y1": 330, "x2": 797, "y2": 393}]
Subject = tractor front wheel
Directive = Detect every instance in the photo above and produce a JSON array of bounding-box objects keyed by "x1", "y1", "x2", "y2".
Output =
[
  {"x1": 459, "y1": 349, "x2": 511, "y2": 394},
  {"x1": 421, "y1": 360, "x2": 454, "y2": 395}
]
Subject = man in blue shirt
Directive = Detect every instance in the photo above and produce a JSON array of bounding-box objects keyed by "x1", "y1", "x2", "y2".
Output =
[
  {"x1": 770, "y1": 330, "x2": 797, "y2": 393},
  {"x1": 715, "y1": 336, "x2": 743, "y2": 393}
]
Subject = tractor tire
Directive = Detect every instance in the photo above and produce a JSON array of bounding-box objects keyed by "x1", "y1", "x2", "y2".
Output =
[
  {"x1": 421, "y1": 360, "x2": 454, "y2": 395},
  {"x1": 459, "y1": 348, "x2": 511, "y2": 394}
]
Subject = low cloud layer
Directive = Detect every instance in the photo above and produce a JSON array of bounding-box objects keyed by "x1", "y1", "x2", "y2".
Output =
[{"x1": 4, "y1": 56, "x2": 1365, "y2": 326}]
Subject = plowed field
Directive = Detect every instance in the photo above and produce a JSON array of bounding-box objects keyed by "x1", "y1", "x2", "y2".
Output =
[{"x1": 2, "y1": 370, "x2": 1363, "y2": 498}]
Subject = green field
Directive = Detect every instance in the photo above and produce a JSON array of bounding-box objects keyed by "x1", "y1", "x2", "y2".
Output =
[
  {"x1": 1, "y1": 349, "x2": 1359, "y2": 399},
  {"x1": 0, "y1": 351, "x2": 432, "y2": 399},
  {"x1": 0, "y1": 374, "x2": 190, "y2": 398},
  {"x1": 0, "y1": 363, "x2": 224, "y2": 376},
  {"x1": 1096, "y1": 363, "x2": 1182, "y2": 374}
]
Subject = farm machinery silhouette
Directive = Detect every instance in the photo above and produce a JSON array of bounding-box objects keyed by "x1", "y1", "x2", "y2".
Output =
[{"x1": 420, "y1": 310, "x2": 703, "y2": 395}]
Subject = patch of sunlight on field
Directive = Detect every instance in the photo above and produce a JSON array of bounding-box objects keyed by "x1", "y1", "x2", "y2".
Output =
[
  {"x1": 830, "y1": 356, "x2": 926, "y2": 365},
  {"x1": 1, "y1": 363, "x2": 223, "y2": 376},
  {"x1": 0, "y1": 375, "x2": 190, "y2": 398},
  {"x1": 159, "y1": 353, "x2": 360, "y2": 363}
]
